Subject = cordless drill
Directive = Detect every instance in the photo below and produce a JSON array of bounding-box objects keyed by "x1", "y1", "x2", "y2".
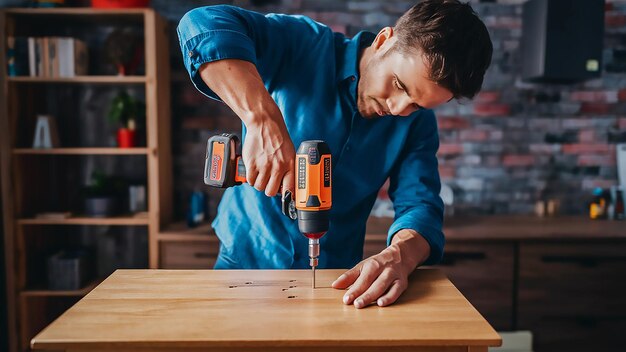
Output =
[{"x1": 204, "y1": 133, "x2": 332, "y2": 288}]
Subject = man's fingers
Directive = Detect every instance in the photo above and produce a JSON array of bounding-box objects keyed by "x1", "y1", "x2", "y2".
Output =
[
  {"x1": 281, "y1": 169, "x2": 295, "y2": 199},
  {"x1": 265, "y1": 174, "x2": 282, "y2": 197},
  {"x1": 353, "y1": 272, "x2": 393, "y2": 309},
  {"x1": 332, "y1": 266, "x2": 361, "y2": 289},
  {"x1": 246, "y1": 165, "x2": 259, "y2": 186},
  {"x1": 253, "y1": 171, "x2": 270, "y2": 192},
  {"x1": 343, "y1": 261, "x2": 381, "y2": 305},
  {"x1": 376, "y1": 279, "x2": 407, "y2": 307}
]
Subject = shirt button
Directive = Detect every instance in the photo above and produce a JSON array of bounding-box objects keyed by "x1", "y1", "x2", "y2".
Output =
[
  {"x1": 188, "y1": 50, "x2": 194, "y2": 58},
  {"x1": 350, "y1": 76, "x2": 356, "y2": 81}
]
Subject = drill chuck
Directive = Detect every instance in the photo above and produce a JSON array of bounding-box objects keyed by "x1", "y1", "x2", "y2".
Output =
[{"x1": 308, "y1": 238, "x2": 320, "y2": 268}]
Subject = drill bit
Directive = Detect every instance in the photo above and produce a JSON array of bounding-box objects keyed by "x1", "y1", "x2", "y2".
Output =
[{"x1": 309, "y1": 238, "x2": 320, "y2": 289}]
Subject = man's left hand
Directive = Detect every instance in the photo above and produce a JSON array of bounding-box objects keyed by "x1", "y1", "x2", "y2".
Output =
[{"x1": 331, "y1": 229, "x2": 430, "y2": 308}]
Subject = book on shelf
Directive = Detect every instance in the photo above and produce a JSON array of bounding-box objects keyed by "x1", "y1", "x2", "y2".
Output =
[
  {"x1": 35, "y1": 212, "x2": 72, "y2": 220},
  {"x1": 27, "y1": 37, "x2": 89, "y2": 77}
]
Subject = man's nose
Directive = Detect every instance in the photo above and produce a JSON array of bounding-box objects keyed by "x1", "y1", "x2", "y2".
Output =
[{"x1": 387, "y1": 95, "x2": 416, "y2": 116}]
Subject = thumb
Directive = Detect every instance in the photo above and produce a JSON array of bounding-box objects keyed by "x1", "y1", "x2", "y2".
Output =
[{"x1": 332, "y1": 265, "x2": 361, "y2": 289}]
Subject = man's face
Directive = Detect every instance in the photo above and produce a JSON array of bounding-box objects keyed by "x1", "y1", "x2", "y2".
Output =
[{"x1": 357, "y1": 28, "x2": 454, "y2": 119}]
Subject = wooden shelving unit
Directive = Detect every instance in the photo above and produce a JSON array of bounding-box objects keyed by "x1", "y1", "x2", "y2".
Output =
[
  {"x1": 17, "y1": 214, "x2": 150, "y2": 226},
  {"x1": 0, "y1": 8, "x2": 171, "y2": 352},
  {"x1": 158, "y1": 222, "x2": 215, "y2": 242},
  {"x1": 7, "y1": 76, "x2": 147, "y2": 84},
  {"x1": 158, "y1": 222, "x2": 220, "y2": 270},
  {"x1": 13, "y1": 147, "x2": 152, "y2": 155}
]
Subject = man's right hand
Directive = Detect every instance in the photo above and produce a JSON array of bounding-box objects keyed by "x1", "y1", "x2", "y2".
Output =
[
  {"x1": 243, "y1": 116, "x2": 295, "y2": 197},
  {"x1": 198, "y1": 59, "x2": 295, "y2": 198}
]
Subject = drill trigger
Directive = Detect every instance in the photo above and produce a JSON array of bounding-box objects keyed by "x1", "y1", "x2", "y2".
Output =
[{"x1": 281, "y1": 190, "x2": 297, "y2": 220}]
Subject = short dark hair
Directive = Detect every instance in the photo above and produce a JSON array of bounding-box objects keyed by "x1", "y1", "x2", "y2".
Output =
[{"x1": 394, "y1": 0, "x2": 493, "y2": 99}]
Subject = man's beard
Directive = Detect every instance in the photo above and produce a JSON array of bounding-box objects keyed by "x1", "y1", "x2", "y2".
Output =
[
  {"x1": 356, "y1": 58, "x2": 382, "y2": 119},
  {"x1": 356, "y1": 80, "x2": 378, "y2": 119}
]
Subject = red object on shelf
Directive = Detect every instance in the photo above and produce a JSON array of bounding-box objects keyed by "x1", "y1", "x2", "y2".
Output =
[
  {"x1": 91, "y1": 0, "x2": 150, "y2": 8},
  {"x1": 116, "y1": 128, "x2": 136, "y2": 148}
]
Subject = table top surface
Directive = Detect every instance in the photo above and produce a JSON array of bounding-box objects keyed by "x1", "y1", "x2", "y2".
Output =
[{"x1": 32, "y1": 269, "x2": 501, "y2": 350}]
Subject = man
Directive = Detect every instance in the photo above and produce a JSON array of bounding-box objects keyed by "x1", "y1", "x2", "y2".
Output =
[{"x1": 177, "y1": 0, "x2": 492, "y2": 309}]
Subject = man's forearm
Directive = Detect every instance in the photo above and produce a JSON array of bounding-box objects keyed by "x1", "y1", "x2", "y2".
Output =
[
  {"x1": 390, "y1": 229, "x2": 431, "y2": 273},
  {"x1": 198, "y1": 59, "x2": 283, "y2": 128}
]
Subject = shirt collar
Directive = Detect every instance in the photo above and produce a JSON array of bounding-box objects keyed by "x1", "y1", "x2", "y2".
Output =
[{"x1": 338, "y1": 31, "x2": 375, "y2": 83}]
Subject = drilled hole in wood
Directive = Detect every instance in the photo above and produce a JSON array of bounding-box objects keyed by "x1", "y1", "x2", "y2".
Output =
[
  {"x1": 245, "y1": 282, "x2": 253, "y2": 285},
  {"x1": 228, "y1": 285, "x2": 237, "y2": 288},
  {"x1": 288, "y1": 296, "x2": 296, "y2": 298},
  {"x1": 281, "y1": 288, "x2": 288, "y2": 291},
  {"x1": 289, "y1": 286, "x2": 296, "y2": 288},
  {"x1": 289, "y1": 280, "x2": 296, "y2": 282}
]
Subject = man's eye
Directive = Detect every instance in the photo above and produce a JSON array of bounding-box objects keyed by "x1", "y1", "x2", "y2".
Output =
[{"x1": 394, "y1": 77, "x2": 403, "y2": 90}]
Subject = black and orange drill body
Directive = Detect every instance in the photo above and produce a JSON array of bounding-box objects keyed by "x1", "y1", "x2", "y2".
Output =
[
  {"x1": 295, "y1": 141, "x2": 332, "y2": 237},
  {"x1": 204, "y1": 134, "x2": 331, "y2": 235},
  {"x1": 204, "y1": 134, "x2": 331, "y2": 283}
]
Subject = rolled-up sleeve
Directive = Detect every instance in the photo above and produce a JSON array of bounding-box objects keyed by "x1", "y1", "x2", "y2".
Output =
[
  {"x1": 177, "y1": 5, "x2": 332, "y2": 102},
  {"x1": 176, "y1": 5, "x2": 265, "y2": 100},
  {"x1": 387, "y1": 109, "x2": 445, "y2": 265}
]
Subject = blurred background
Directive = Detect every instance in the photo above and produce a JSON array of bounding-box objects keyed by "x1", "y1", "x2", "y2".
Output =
[{"x1": 1, "y1": 0, "x2": 625, "y2": 351}]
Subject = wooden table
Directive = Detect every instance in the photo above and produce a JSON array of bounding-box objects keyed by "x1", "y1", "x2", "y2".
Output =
[{"x1": 31, "y1": 269, "x2": 501, "y2": 352}]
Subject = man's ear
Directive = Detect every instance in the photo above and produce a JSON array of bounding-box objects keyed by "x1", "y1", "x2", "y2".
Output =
[{"x1": 372, "y1": 27, "x2": 394, "y2": 51}]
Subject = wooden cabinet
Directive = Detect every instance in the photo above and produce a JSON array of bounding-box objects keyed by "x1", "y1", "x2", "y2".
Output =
[
  {"x1": 0, "y1": 8, "x2": 171, "y2": 352},
  {"x1": 364, "y1": 218, "x2": 515, "y2": 331},
  {"x1": 366, "y1": 216, "x2": 626, "y2": 352},
  {"x1": 437, "y1": 243, "x2": 515, "y2": 331},
  {"x1": 518, "y1": 242, "x2": 626, "y2": 351},
  {"x1": 160, "y1": 240, "x2": 218, "y2": 269}
]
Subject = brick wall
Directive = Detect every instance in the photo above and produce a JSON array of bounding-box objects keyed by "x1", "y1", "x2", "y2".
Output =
[{"x1": 153, "y1": 0, "x2": 626, "y2": 218}]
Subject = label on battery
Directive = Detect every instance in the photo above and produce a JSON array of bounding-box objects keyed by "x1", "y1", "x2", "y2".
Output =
[{"x1": 210, "y1": 154, "x2": 222, "y2": 181}]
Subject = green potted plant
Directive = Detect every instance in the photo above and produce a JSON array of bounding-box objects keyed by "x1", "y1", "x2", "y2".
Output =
[
  {"x1": 83, "y1": 171, "x2": 126, "y2": 217},
  {"x1": 108, "y1": 91, "x2": 145, "y2": 148}
]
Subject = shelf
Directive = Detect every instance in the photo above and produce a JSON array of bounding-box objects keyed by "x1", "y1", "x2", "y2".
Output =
[
  {"x1": 4, "y1": 8, "x2": 149, "y2": 25},
  {"x1": 1, "y1": 8, "x2": 171, "y2": 350},
  {"x1": 159, "y1": 221, "x2": 217, "y2": 242},
  {"x1": 4, "y1": 8, "x2": 151, "y2": 16},
  {"x1": 18, "y1": 213, "x2": 149, "y2": 226},
  {"x1": 13, "y1": 148, "x2": 151, "y2": 155},
  {"x1": 20, "y1": 279, "x2": 102, "y2": 297},
  {"x1": 7, "y1": 76, "x2": 147, "y2": 84}
]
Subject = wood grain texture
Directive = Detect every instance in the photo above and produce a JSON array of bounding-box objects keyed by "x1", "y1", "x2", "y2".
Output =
[
  {"x1": 31, "y1": 269, "x2": 501, "y2": 351},
  {"x1": 144, "y1": 9, "x2": 173, "y2": 269}
]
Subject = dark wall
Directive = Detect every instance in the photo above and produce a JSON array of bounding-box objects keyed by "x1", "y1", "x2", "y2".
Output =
[
  {"x1": 154, "y1": 0, "x2": 626, "y2": 218},
  {"x1": 2, "y1": 0, "x2": 624, "y2": 219}
]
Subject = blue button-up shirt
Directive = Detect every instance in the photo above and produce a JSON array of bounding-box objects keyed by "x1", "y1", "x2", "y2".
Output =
[{"x1": 177, "y1": 5, "x2": 444, "y2": 269}]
